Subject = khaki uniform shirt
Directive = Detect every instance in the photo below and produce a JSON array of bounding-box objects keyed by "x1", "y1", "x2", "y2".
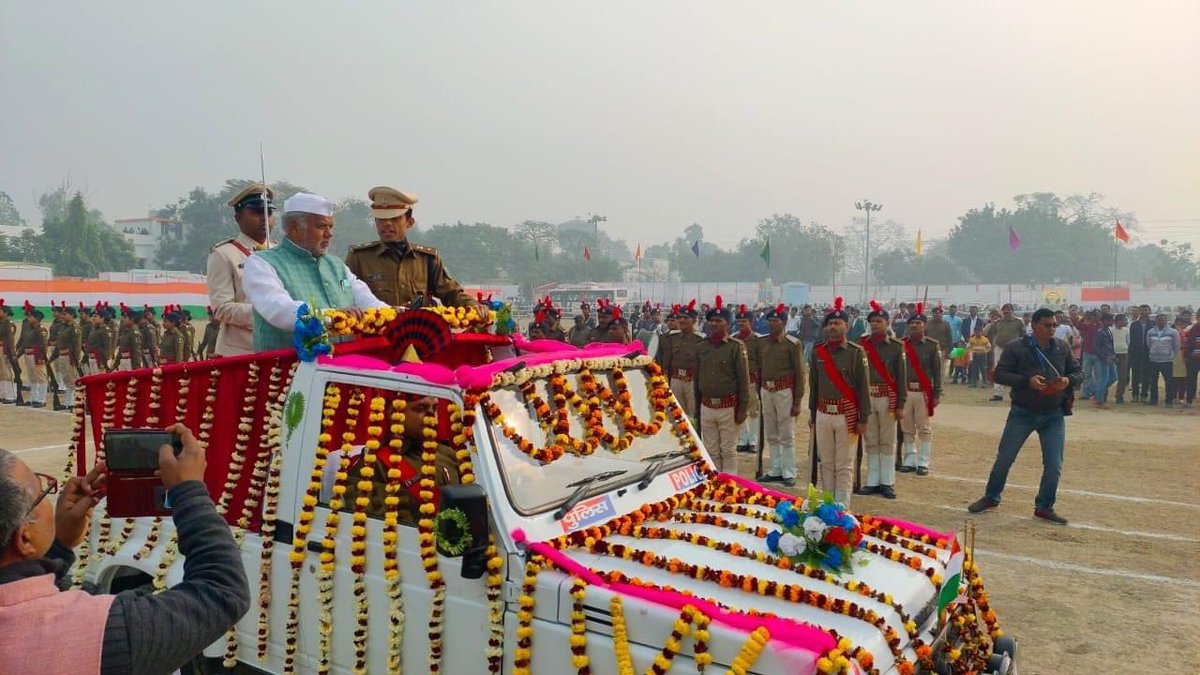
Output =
[
  {"x1": 656, "y1": 330, "x2": 705, "y2": 378},
  {"x1": 51, "y1": 322, "x2": 82, "y2": 369},
  {"x1": 22, "y1": 325, "x2": 48, "y2": 363},
  {"x1": 0, "y1": 318, "x2": 14, "y2": 357},
  {"x1": 738, "y1": 331, "x2": 762, "y2": 380},
  {"x1": 757, "y1": 333, "x2": 806, "y2": 400},
  {"x1": 139, "y1": 323, "x2": 159, "y2": 364},
  {"x1": 925, "y1": 319, "x2": 954, "y2": 351},
  {"x1": 807, "y1": 340, "x2": 871, "y2": 422},
  {"x1": 116, "y1": 328, "x2": 144, "y2": 369},
  {"x1": 695, "y1": 336, "x2": 751, "y2": 412},
  {"x1": 904, "y1": 336, "x2": 943, "y2": 399},
  {"x1": 343, "y1": 240, "x2": 475, "y2": 309},
  {"x1": 47, "y1": 319, "x2": 63, "y2": 349},
  {"x1": 859, "y1": 335, "x2": 908, "y2": 409},
  {"x1": 198, "y1": 321, "x2": 220, "y2": 359},
  {"x1": 206, "y1": 232, "x2": 268, "y2": 356},
  {"x1": 181, "y1": 323, "x2": 196, "y2": 361},
  {"x1": 344, "y1": 440, "x2": 462, "y2": 524},
  {"x1": 86, "y1": 322, "x2": 110, "y2": 365},
  {"x1": 160, "y1": 327, "x2": 185, "y2": 364},
  {"x1": 986, "y1": 318, "x2": 1026, "y2": 350}
]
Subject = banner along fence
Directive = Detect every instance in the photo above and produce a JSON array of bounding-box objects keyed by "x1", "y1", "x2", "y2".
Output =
[{"x1": 0, "y1": 278, "x2": 210, "y2": 317}]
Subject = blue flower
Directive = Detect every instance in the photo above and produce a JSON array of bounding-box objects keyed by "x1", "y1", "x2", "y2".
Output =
[
  {"x1": 775, "y1": 501, "x2": 794, "y2": 518},
  {"x1": 823, "y1": 547, "x2": 843, "y2": 570},
  {"x1": 780, "y1": 508, "x2": 800, "y2": 529},
  {"x1": 766, "y1": 530, "x2": 781, "y2": 553},
  {"x1": 815, "y1": 503, "x2": 840, "y2": 526},
  {"x1": 839, "y1": 513, "x2": 856, "y2": 530}
]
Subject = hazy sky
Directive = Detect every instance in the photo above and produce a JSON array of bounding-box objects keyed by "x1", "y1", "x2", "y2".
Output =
[{"x1": 2, "y1": 1, "x2": 1197, "y2": 251}]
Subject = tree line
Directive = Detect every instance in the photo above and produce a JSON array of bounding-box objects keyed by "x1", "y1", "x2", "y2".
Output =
[{"x1": 1, "y1": 182, "x2": 1196, "y2": 291}]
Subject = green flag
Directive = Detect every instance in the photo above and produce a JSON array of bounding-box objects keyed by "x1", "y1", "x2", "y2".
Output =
[
  {"x1": 760, "y1": 237, "x2": 771, "y2": 268},
  {"x1": 534, "y1": 243, "x2": 539, "y2": 262}
]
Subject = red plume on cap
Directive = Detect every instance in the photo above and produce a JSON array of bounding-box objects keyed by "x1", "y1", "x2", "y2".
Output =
[
  {"x1": 714, "y1": 295, "x2": 724, "y2": 310},
  {"x1": 916, "y1": 302, "x2": 924, "y2": 317},
  {"x1": 613, "y1": 306, "x2": 622, "y2": 321},
  {"x1": 534, "y1": 311, "x2": 545, "y2": 324},
  {"x1": 476, "y1": 292, "x2": 484, "y2": 302},
  {"x1": 739, "y1": 303, "x2": 746, "y2": 314},
  {"x1": 775, "y1": 303, "x2": 786, "y2": 316},
  {"x1": 206, "y1": 305, "x2": 213, "y2": 313},
  {"x1": 869, "y1": 300, "x2": 882, "y2": 313},
  {"x1": 78, "y1": 301, "x2": 85, "y2": 310},
  {"x1": 23, "y1": 300, "x2": 32, "y2": 312},
  {"x1": 686, "y1": 299, "x2": 696, "y2": 312}
]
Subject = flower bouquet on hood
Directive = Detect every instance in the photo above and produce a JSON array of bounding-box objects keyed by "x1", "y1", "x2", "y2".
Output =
[
  {"x1": 766, "y1": 484, "x2": 865, "y2": 575},
  {"x1": 293, "y1": 301, "x2": 333, "y2": 362}
]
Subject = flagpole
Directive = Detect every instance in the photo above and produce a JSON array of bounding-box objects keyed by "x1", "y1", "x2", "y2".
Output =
[{"x1": 1113, "y1": 230, "x2": 1118, "y2": 288}]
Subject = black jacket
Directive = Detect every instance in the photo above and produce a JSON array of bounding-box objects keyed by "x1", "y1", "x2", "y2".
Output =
[
  {"x1": 0, "y1": 481, "x2": 250, "y2": 674},
  {"x1": 994, "y1": 336, "x2": 1083, "y2": 414}
]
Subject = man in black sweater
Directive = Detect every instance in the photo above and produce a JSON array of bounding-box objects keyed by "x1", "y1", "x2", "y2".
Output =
[
  {"x1": 1127, "y1": 303, "x2": 1153, "y2": 402},
  {"x1": 0, "y1": 424, "x2": 250, "y2": 674},
  {"x1": 968, "y1": 308, "x2": 1082, "y2": 525}
]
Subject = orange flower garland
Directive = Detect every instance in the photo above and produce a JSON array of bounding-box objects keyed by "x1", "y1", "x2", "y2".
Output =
[
  {"x1": 727, "y1": 626, "x2": 770, "y2": 675},
  {"x1": 568, "y1": 578, "x2": 590, "y2": 675},
  {"x1": 419, "y1": 409, "x2": 446, "y2": 672},
  {"x1": 384, "y1": 397, "x2": 407, "y2": 672},
  {"x1": 512, "y1": 560, "x2": 540, "y2": 675},
  {"x1": 484, "y1": 536, "x2": 505, "y2": 674},
  {"x1": 348, "y1": 395, "x2": 386, "y2": 672}
]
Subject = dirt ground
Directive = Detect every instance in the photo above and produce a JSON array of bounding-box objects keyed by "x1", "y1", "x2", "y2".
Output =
[{"x1": 3, "y1": 376, "x2": 1197, "y2": 675}]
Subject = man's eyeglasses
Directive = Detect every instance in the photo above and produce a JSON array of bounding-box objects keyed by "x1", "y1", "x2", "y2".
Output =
[
  {"x1": 26, "y1": 472, "x2": 59, "y2": 516},
  {"x1": 1037, "y1": 322, "x2": 1058, "y2": 329}
]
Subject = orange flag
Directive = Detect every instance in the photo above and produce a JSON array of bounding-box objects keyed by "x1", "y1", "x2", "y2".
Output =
[
  {"x1": 1114, "y1": 221, "x2": 1130, "y2": 244},
  {"x1": 583, "y1": 246, "x2": 592, "y2": 261}
]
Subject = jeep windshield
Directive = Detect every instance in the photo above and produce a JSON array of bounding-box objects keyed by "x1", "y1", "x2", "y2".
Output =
[{"x1": 484, "y1": 366, "x2": 703, "y2": 515}]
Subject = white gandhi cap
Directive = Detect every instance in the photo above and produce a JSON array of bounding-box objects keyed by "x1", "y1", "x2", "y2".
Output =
[{"x1": 283, "y1": 192, "x2": 336, "y2": 217}]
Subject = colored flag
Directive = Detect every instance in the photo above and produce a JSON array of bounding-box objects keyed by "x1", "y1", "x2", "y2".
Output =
[
  {"x1": 690, "y1": 240, "x2": 701, "y2": 258},
  {"x1": 583, "y1": 246, "x2": 591, "y2": 262},
  {"x1": 760, "y1": 237, "x2": 771, "y2": 268},
  {"x1": 937, "y1": 537, "x2": 965, "y2": 619},
  {"x1": 534, "y1": 243, "x2": 540, "y2": 261},
  {"x1": 1008, "y1": 225, "x2": 1021, "y2": 251},
  {"x1": 915, "y1": 228, "x2": 923, "y2": 257},
  {"x1": 634, "y1": 243, "x2": 642, "y2": 264},
  {"x1": 1115, "y1": 220, "x2": 1130, "y2": 244}
]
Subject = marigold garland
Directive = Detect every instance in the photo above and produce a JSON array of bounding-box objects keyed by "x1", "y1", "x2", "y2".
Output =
[
  {"x1": 726, "y1": 627, "x2": 770, "y2": 675},
  {"x1": 512, "y1": 560, "x2": 541, "y2": 675},
  {"x1": 218, "y1": 360, "x2": 259, "y2": 516},
  {"x1": 692, "y1": 611, "x2": 712, "y2": 673},
  {"x1": 648, "y1": 605, "x2": 695, "y2": 675},
  {"x1": 610, "y1": 595, "x2": 635, "y2": 675},
  {"x1": 284, "y1": 383, "x2": 341, "y2": 674},
  {"x1": 253, "y1": 363, "x2": 285, "y2": 662},
  {"x1": 422, "y1": 304, "x2": 492, "y2": 330},
  {"x1": 569, "y1": 578, "x2": 591, "y2": 675},
  {"x1": 145, "y1": 367, "x2": 162, "y2": 426},
  {"x1": 323, "y1": 306, "x2": 399, "y2": 336},
  {"x1": 153, "y1": 532, "x2": 178, "y2": 592},
  {"x1": 132, "y1": 518, "x2": 162, "y2": 561},
  {"x1": 384, "y1": 397, "x2": 407, "y2": 672},
  {"x1": 484, "y1": 536, "x2": 505, "y2": 674},
  {"x1": 419, "y1": 409, "x2": 446, "y2": 672},
  {"x1": 447, "y1": 403, "x2": 476, "y2": 485},
  {"x1": 347, "y1": 395, "x2": 386, "y2": 672}
]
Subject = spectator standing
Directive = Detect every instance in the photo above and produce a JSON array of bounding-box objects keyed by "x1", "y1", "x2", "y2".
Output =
[
  {"x1": 793, "y1": 306, "x2": 823, "y2": 363},
  {"x1": 925, "y1": 307, "x2": 954, "y2": 378},
  {"x1": 985, "y1": 304, "x2": 1027, "y2": 402},
  {"x1": 1111, "y1": 314, "x2": 1131, "y2": 404},
  {"x1": 960, "y1": 305, "x2": 985, "y2": 342},
  {"x1": 1128, "y1": 304, "x2": 1153, "y2": 401},
  {"x1": 1183, "y1": 314, "x2": 1200, "y2": 407},
  {"x1": 1076, "y1": 310, "x2": 1101, "y2": 400},
  {"x1": 1172, "y1": 316, "x2": 1190, "y2": 405},
  {"x1": 847, "y1": 306, "x2": 867, "y2": 341},
  {"x1": 968, "y1": 327, "x2": 991, "y2": 387},
  {"x1": 1145, "y1": 314, "x2": 1181, "y2": 407},
  {"x1": 968, "y1": 308, "x2": 1081, "y2": 525},
  {"x1": 1092, "y1": 312, "x2": 1117, "y2": 409}
]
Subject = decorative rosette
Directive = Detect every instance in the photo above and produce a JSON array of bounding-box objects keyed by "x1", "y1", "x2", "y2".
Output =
[{"x1": 766, "y1": 485, "x2": 865, "y2": 575}]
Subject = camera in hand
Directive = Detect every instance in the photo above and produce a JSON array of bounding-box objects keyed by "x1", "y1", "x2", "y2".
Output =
[{"x1": 104, "y1": 429, "x2": 184, "y2": 518}]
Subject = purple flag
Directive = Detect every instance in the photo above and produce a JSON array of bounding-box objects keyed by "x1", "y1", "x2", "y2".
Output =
[{"x1": 1008, "y1": 225, "x2": 1021, "y2": 251}]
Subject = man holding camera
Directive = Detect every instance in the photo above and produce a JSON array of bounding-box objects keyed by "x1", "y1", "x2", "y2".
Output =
[{"x1": 0, "y1": 425, "x2": 250, "y2": 674}]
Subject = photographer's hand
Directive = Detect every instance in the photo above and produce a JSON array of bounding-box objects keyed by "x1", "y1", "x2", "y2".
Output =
[
  {"x1": 55, "y1": 461, "x2": 107, "y2": 549},
  {"x1": 156, "y1": 423, "x2": 206, "y2": 490}
]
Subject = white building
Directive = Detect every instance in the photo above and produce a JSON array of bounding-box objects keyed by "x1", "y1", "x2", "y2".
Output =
[{"x1": 110, "y1": 212, "x2": 182, "y2": 268}]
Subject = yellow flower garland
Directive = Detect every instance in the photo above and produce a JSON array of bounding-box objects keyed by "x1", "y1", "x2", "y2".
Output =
[
  {"x1": 512, "y1": 560, "x2": 541, "y2": 675},
  {"x1": 485, "y1": 536, "x2": 505, "y2": 674},
  {"x1": 419, "y1": 410, "x2": 446, "y2": 672},
  {"x1": 611, "y1": 595, "x2": 635, "y2": 675},
  {"x1": 726, "y1": 627, "x2": 770, "y2": 675},
  {"x1": 421, "y1": 304, "x2": 492, "y2": 330},
  {"x1": 647, "y1": 605, "x2": 696, "y2": 675},
  {"x1": 255, "y1": 364, "x2": 283, "y2": 662},
  {"x1": 323, "y1": 306, "x2": 399, "y2": 336},
  {"x1": 692, "y1": 611, "x2": 713, "y2": 672},
  {"x1": 384, "y1": 397, "x2": 406, "y2": 672},
  {"x1": 285, "y1": 383, "x2": 340, "y2": 673},
  {"x1": 569, "y1": 578, "x2": 590, "y2": 674},
  {"x1": 347, "y1": 396, "x2": 386, "y2": 672}
]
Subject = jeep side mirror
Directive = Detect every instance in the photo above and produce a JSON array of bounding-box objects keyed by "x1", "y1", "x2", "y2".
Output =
[{"x1": 437, "y1": 484, "x2": 490, "y2": 579}]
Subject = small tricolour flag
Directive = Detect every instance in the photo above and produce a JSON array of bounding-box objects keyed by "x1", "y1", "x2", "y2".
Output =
[
  {"x1": 937, "y1": 537, "x2": 964, "y2": 619},
  {"x1": 1115, "y1": 220, "x2": 1130, "y2": 244}
]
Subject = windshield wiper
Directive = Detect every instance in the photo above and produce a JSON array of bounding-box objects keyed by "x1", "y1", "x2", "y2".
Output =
[
  {"x1": 553, "y1": 469, "x2": 628, "y2": 520},
  {"x1": 637, "y1": 461, "x2": 664, "y2": 490},
  {"x1": 641, "y1": 450, "x2": 692, "y2": 463}
]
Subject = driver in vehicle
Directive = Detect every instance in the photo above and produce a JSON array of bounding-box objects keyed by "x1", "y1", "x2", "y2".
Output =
[{"x1": 342, "y1": 396, "x2": 461, "y2": 522}]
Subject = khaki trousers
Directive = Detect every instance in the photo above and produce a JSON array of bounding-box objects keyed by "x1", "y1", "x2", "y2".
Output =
[
  {"x1": 59, "y1": 362, "x2": 77, "y2": 402},
  {"x1": 762, "y1": 388, "x2": 796, "y2": 479},
  {"x1": 737, "y1": 390, "x2": 760, "y2": 447},
  {"x1": 900, "y1": 390, "x2": 932, "y2": 442},
  {"x1": 700, "y1": 404, "x2": 738, "y2": 474},
  {"x1": 863, "y1": 395, "x2": 896, "y2": 487},
  {"x1": 815, "y1": 410, "x2": 857, "y2": 506},
  {"x1": 671, "y1": 377, "x2": 697, "y2": 422},
  {"x1": 0, "y1": 352, "x2": 13, "y2": 400}
]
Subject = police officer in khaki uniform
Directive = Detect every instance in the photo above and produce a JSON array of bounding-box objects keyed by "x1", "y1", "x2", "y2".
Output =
[
  {"x1": 655, "y1": 301, "x2": 705, "y2": 421},
  {"x1": 756, "y1": 304, "x2": 806, "y2": 487},
  {"x1": 808, "y1": 298, "x2": 870, "y2": 506},
  {"x1": 695, "y1": 299, "x2": 750, "y2": 474},
  {"x1": 179, "y1": 309, "x2": 197, "y2": 361},
  {"x1": 17, "y1": 309, "x2": 49, "y2": 408},
  {"x1": 584, "y1": 300, "x2": 619, "y2": 344},
  {"x1": 50, "y1": 306, "x2": 83, "y2": 411},
  {"x1": 0, "y1": 301, "x2": 17, "y2": 403},
  {"x1": 159, "y1": 309, "x2": 186, "y2": 364},
  {"x1": 734, "y1": 305, "x2": 762, "y2": 454},
  {"x1": 899, "y1": 303, "x2": 942, "y2": 476},
  {"x1": 138, "y1": 307, "x2": 160, "y2": 366},
  {"x1": 206, "y1": 183, "x2": 276, "y2": 356},
  {"x1": 344, "y1": 186, "x2": 476, "y2": 309},
  {"x1": 856, "y1": 301, "x2": 907, "y2": 499},
  {"x1": 116, "y1": 310, "x2": 144, "y2": 371}
]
